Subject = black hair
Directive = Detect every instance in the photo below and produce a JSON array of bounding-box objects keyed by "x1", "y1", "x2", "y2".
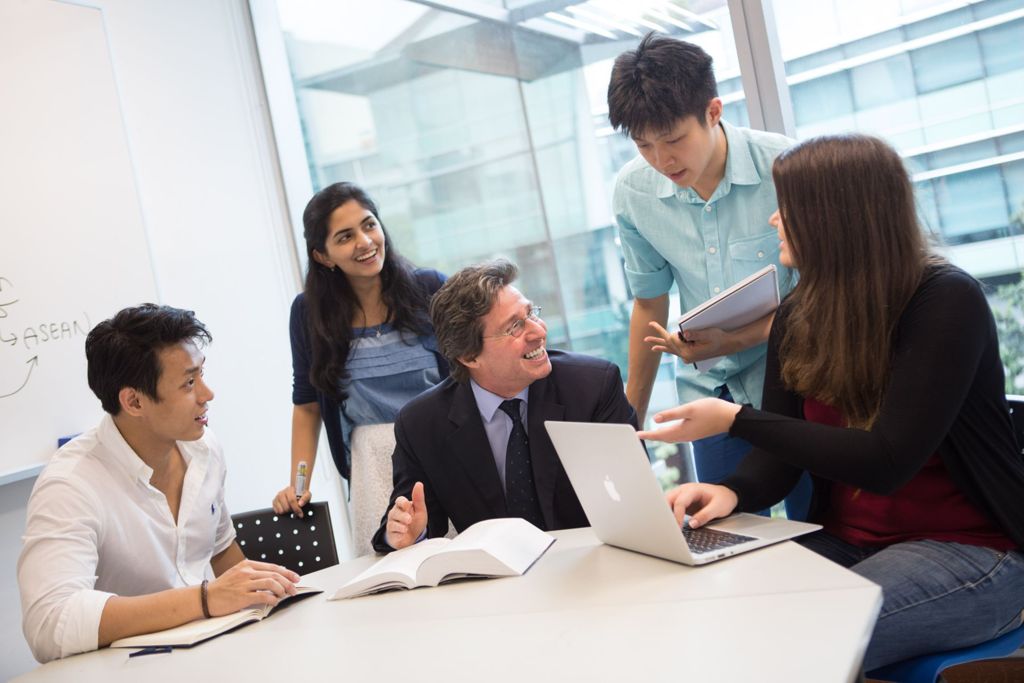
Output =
[
  {"x1": 301, "y1": 182, "x2": 431, "y2": 402},
  {"x1": 85, "y1": 304, "x2": 212, "y2": 415},
  {"x1": 607, "y1": 32, "x2": 718, "y2": 138}
]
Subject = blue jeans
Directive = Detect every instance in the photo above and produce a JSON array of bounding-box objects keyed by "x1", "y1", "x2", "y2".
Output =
[
  {"x1": 798, "y1": 531, "x2": 1024, "y2": 671},
  {"x1": 692, "y1": 387, "x2": 813, "y2": 520}
]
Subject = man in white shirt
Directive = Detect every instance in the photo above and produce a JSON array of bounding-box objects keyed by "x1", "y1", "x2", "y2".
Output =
[{"x1": 18, "y1": 304, "x2": 299, "y2": 663}]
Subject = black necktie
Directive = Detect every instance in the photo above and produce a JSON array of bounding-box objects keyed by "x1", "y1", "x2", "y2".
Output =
[{"x1": 498, "y1": 399, "x2": 545, "y2": 529}]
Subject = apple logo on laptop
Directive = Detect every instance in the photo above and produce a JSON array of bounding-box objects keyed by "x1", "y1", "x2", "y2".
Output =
[{"x1": 603, "y1": 475, "x2": 622, "y2": 502}]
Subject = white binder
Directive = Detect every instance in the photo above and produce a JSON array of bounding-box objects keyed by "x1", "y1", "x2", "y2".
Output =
[{"x1": 678, "y1": 264, "x2": 780, "y2": 372}]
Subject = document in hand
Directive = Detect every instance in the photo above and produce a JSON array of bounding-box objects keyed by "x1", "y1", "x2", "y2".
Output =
[
  {"x1": 678, "y1": 264, "x2": 780, "y2": 372},
  {"x1": 109, "y1": 586, "x2": 322, "y2": 649},
  {"x1": 330, "y1": 517, "x2": 555, "y2": 600}
]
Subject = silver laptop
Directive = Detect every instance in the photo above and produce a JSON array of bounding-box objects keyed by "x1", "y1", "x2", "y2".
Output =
[{"x1": 546, "y1": 421, "x2": 821, "y2": 566}]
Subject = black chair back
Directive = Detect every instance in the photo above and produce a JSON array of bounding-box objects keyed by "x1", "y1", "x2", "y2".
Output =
[
  {"x1": 231, "y1": 501, "x2": 339, "y2": 575},
  {"x1": 1009, "y1": 395, "x2": 1024, "y2": 460}
]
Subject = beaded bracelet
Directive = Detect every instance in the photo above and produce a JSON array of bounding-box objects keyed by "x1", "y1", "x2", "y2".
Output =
[{"x1": 200, "y1": 579, "x2": 211, "y2": 618}]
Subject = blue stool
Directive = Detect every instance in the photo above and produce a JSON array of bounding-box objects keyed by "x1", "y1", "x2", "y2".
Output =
[{"x1": 866, "y1": 623, "x2": 1024, "y2": 683}]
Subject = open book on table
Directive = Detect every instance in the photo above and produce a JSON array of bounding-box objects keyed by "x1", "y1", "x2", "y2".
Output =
[
  {"x1": 330, "y1": 517, "x2": 555, "y2": 600},
  {"x1": 678, "y1": 264, "x2": 780, "y2": 372},
  {"x1": 110, "y1": 585, "x2": 322, "y2": 649}
]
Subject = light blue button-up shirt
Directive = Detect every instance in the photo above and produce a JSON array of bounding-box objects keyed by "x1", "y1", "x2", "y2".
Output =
[
  {"x1": 470, "y1": 380, "x2": 529, "y2": 490},
  {"x1": 613, "y1": 120, "x2": 796, "y2": 407}
]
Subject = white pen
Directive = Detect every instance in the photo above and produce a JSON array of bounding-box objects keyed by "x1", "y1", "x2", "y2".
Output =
[{"x1": 294, "y1": 461, "x2": 308, "y2": 500}]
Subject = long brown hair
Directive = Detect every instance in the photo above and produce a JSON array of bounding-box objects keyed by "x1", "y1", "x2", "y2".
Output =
[{"x1": 773, "y1": 134, "x2": 940, "y2": 428}]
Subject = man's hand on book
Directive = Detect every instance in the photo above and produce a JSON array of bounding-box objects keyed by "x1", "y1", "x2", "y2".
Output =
[
  {"x1": 386, "y1": 481, "x2": 428, "y2": 550},
  {"x1": 207, "y1": 560, "x2": 300, "y2": 616},
  {"x1": 644, "y1": 322, "x2": 727, "y2": 363}
]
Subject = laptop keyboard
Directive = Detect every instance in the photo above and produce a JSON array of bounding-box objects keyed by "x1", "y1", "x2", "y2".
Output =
[{"x1": 682, "y1": 525, "x2": 757, "y2": 554}]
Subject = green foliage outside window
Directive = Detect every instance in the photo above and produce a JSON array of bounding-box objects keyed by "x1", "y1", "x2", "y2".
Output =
[{"x1": 994, "y1": 204, "x2": 1024, "y2": 395}]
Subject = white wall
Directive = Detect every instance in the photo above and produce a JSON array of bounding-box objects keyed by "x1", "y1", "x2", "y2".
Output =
[
  {"x1": 0, "y1": 478, "x2": 36, "y2": 679},
  {"x1": 0, "y1": 1, "x2": 350, "y2": 678}
]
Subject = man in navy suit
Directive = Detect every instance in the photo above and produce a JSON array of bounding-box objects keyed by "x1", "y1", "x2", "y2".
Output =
[{"x1": 372, "y1": 259, "x2": 637, "y2": 552}]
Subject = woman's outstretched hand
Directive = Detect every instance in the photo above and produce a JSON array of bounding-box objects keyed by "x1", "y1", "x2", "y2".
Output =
[{"x1": 637, "y1": 398, "x2": 742, "y2": 443}]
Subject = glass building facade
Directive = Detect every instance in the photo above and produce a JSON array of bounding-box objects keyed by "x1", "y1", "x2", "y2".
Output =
[{"x1": 257, "y1": 0, "x2": 1024, "y2": 485}]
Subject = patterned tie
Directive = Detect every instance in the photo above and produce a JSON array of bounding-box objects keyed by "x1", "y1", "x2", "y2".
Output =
[{"x1": 498, "y1": 399, "x2": 546, "y2": 529}]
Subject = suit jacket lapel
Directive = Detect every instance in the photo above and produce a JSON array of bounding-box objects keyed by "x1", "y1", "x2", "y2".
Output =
[
  {"x1": 527, "y1": 375, "x2": 565, "y2": 528},
  {"x1": 445, "y1": 381, "x2": 508, "y2": 518}
]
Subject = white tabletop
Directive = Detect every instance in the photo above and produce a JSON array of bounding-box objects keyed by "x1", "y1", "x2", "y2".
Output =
[{"x1": 14, "y1": 528, "x2": 881, "y2": 683}]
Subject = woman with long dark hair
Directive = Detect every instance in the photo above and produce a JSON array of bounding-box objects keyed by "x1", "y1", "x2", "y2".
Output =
[
  {"x1": 638, "y1": 135, "x2": 1024, "y2": 670},
  {"x1": 271, "y1": 182, "x2": 448, "y2": 554}
]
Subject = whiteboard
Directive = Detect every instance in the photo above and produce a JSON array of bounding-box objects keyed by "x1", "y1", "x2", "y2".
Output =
[{"x1": 0, "y1": 0, "x2": 159, "y2": 482}]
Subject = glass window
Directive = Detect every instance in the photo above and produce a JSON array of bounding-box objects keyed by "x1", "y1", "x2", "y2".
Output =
[
  {"x1": 791, "y1": 71, "x2": 853, "y2": 127},
  {"x1": 787, "y1": 45, "x2": 845, "y2": 76},
  {"x1": 986, "y1": 70, "x2": 1024, "y2": 129},
  {"x1": 845, "y1": 28, "x2": 902, "y2": 58},
  {"x1": 932, "y1": 167, "x2": 1010, "y2": 242},
  {"x1": 1000, "y1": 131, "x2": 1024, "y2": 154},
  {"x1": 770, "y1": 0, "x2": 1024, "y2": 394},
  {"x1": 904, "y1": 5, "x2": 973, "y2": 39},
  {"x1": 853, "y1": 99, "x2": 923, "y2": 149},
  {"x1": 1003, "y1": 159, "x2": 1024, "y2": 228},
  {"x1": 976, "y1": 0, "x2": 1024, "y2": 19},
  {"x1": 927, "y1": 139, "x2": 999, "y2": 169},
  {"x1": 850, "y1": 54, "x2": 915, "y2": 110},
  {"x1": 978, "y1": 18, "x2": 1024, "y2": 75},
  {"x1": 263, "y1": 0, "x2": 747, "y2": 486},
  {"x1": 917, "y1": 80, "x2": 991, "y2": 143},
  {"x1": 911, "y1": 34, "x2": 985, "y2": 95},
  {"x1": 913, "y1": 178, "x2": 942, "y2": 236}
]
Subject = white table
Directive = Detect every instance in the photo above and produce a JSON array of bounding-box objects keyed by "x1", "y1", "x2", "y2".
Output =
[{"x1": 14, "y1": 528, "x2": 882, "y2": 683}]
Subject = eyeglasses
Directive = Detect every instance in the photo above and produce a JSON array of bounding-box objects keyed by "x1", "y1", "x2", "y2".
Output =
[{"x1": 483, "y1": 306, "x2": 542, "y2": 340}]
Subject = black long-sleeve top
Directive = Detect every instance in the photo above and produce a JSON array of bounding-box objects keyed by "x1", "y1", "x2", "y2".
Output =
[{"x1": 721, "y1": 266, "x2": 1024, "y2": 549}]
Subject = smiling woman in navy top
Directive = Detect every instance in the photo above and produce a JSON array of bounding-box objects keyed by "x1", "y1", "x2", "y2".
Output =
[{"x1": 271, "y1": 182, "x2": 448, "y2": 554}]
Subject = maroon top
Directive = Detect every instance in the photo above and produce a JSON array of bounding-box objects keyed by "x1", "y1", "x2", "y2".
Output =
[{"x1": 804, "y1": 398, "x2": 1015, "y2": 551}]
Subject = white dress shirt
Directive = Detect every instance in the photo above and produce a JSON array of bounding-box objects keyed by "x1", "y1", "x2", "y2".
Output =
[{"x1": 17, "y1": 414, "x2": 236, "y2": 662}]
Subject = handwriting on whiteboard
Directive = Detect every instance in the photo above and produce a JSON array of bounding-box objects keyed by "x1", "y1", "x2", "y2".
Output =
[{"x1": 0, "y1": 275, "x2": 92, "y2": 399}]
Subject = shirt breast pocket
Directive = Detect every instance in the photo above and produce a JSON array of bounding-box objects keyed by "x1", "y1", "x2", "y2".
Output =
[
  {"x1": 728, "y1": 231, "x2": 780, "y2": 282},
  {"x1": 192, "y1": 494, "x2": 223, "y2": 551}
]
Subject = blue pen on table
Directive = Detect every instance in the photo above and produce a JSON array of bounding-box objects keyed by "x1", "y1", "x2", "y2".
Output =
[
  {"x1": 294, "y1": 461, "x2": 307, "y2": 500},
  {"x1": 129, "y1": 646, "x2": 172, "y2": 658}
]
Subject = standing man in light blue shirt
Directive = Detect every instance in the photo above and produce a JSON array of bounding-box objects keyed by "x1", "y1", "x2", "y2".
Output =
[{"x1": 607, "y1": 33, "x2": 809, "y2": 518}]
